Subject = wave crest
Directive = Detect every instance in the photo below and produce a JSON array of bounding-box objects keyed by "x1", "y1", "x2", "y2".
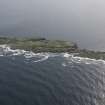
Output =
[
  {"x1": 0, "y1": 45, "x2": 105, "y2": 64},
  {"x1": 63, "y1": 53, "x2": 105, "y2": 65},
  {"x1": 0, "y1": 45, "x2": 50, "y2": 62}
]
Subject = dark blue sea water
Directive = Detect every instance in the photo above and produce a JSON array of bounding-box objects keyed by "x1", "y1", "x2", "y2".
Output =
[{"x1": 0, "y1": 46, "x2": 105, "y2": 105}]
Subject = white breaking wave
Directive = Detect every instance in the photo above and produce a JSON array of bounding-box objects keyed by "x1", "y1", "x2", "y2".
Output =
[
  {"x1": 62, "y1": 63, "x2": 67, "y2": 67},
  {"x1": 63, "y1": 53, "x2": 105, "y2": 65},
  {"x1": 0, "y1": 45, "x2": 50, "y2": 63},
  {"x1": 0, "y1": 45, "x2": 105, "y2": 64},
  {"x1": 0, "y1": 44, "x2": 27, "y2": 56},
  {"x1": 34, "y1": 55, "x2": 49, "y2": 63}
]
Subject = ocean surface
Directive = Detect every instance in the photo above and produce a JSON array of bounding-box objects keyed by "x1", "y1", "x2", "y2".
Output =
[{"x1": 0, "y1": 45, "x2": 105, "y2": 105}]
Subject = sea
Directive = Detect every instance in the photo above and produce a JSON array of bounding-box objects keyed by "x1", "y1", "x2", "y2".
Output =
[{"x1": 0, "y1": 45, "x2": 105, "y2": 105}]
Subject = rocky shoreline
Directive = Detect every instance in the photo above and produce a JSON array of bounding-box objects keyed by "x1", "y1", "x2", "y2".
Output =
[{"x1": 0, "y1": 37, "x2": 105, "y2": 60}]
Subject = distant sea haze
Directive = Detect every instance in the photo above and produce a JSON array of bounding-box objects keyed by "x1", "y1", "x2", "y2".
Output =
[
  {"x1": 0, "y1": 33, "x2": 105, "y2": 51},
  {"x1": 0, "y1": 0, "x2": 105, "y2": 51}
]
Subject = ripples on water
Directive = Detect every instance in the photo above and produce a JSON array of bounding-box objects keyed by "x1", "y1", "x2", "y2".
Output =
[{"x1": 0, "y1": 45, "x2": 105, "y2": 105}]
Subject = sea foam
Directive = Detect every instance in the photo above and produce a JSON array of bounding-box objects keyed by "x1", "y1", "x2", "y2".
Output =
[
  {"x1": 0, "y1": 45, "x2": 50, "y2": 62},
  {"x1": 0, "y1": 45, "x2": 105, "y2": 64},
  {"x1": 63, "y1": 53, "x2": 105, "y2": 65}
]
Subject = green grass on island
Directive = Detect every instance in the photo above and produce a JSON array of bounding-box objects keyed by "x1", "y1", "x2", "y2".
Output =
[
  {"x1": 0, "y1": 37, "x2": 78, "y2": 53},
  {"x1": 78, "y1": 50, "x2": 105, "y2": 60},
  {"x1": 0, "y1": 36, "x2": 105, "y2": 60}
]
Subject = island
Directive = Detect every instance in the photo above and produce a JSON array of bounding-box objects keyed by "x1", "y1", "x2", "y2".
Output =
[{"x1": 0, "y1": 36, "x2": 105, "y2": 60}]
